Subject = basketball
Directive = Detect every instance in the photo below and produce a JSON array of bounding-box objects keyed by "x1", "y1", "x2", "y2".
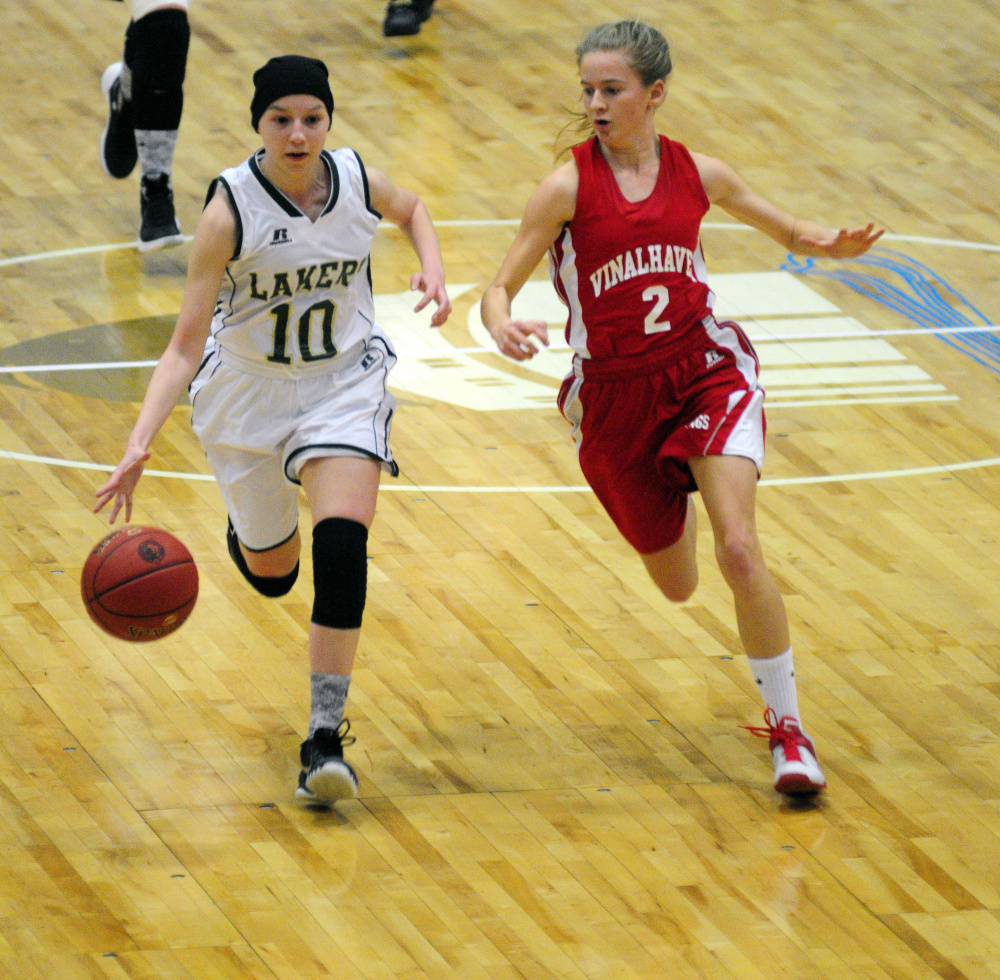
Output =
[{"x1": 81, "y1": 526, "x2": 199, "y2": 642}]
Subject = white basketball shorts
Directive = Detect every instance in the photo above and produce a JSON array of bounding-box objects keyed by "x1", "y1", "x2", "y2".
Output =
[{"x1": 189, "y1": 329, "x2": 398, "y2": 551}]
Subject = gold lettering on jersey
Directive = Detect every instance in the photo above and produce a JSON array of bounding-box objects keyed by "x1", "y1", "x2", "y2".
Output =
[
  {"x1": 296, "y1": 265, "x2": 317, "y2": 291},
  {"x1": 271, "y1": 272, "x2": 292, "y2": 298},
  {"x1": 316, "y1": 262, "x2": 339, "y2": 287},
  {"x1": 247, "y1": 261, "x2": 367, "y2": 306},
  {"x1": 590, "y1": 244, "x2": 699, "y2": 298},
  {"x1": 336, "y1": 260, "x2": 359, "y2": 285},
  {"x1": 249, "y1": 273, "x2": 269, "y2": 301}
]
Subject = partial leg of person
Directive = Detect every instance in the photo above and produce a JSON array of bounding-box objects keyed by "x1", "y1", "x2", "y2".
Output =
[
  {"x1": 289, "y1": 455, "x2": 381, "y2": 804},
  {"x1": 640, "y1": 495, "x2": 699, "y2": 603},
  {"x1": 227, "y1": 520, "x2": 301, "y2": 593},
  {"x1": 383, "y1": 0, "x2": 436, "y2": 37},
  {"x1": 225, "y1": 475, "x2": 362, "y2": 806},
  {"x1": 687, "y1": 454, "x2": 825, "y2": 794},
  {"x1": 100, "y1": 0, "x2": 189, "y2": 250}
]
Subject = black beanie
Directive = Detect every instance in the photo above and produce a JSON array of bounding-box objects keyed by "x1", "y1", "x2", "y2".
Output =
[{"x1": 250, "y1": 55, "x2": 334, "y2": 130}]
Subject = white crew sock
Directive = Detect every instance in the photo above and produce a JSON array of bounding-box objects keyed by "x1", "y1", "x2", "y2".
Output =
[{"x1": 749, "y1": 646, "x2": 801, "y2": 725}]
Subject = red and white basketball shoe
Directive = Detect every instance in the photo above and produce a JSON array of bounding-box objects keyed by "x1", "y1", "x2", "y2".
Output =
[{"x1": 744, "y1": 709, "x2": 826, "y2": 795}]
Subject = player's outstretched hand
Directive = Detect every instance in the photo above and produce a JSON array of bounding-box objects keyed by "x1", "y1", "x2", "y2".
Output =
[
  {"x1": 411, "y1": 271, "x2": 451, "y2": 327},
  {"x1": 94, "y1": 447, "x2": 151, "y2": 524},
  {"x1": 492, "y1": 318, "x2": 549, "y2": 361},
  {"x1": 799, "y1": 222, "x2": 885, "y2": 258}
]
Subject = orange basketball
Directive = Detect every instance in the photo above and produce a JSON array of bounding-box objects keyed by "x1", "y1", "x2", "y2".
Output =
[{"x1": 81, "y1": 526, "x2": 198, "y2": 642}]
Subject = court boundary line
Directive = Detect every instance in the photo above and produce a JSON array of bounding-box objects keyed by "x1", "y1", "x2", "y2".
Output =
[
  {"x1": 1, "y1": 225, "x2": 998, "y2": 269},
  {"x1": 1, "y1": 447, "x2": 997, "y2": 490}
]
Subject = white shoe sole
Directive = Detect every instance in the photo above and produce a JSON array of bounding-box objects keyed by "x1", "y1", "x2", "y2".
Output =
[
  {"x1": 137, "y1": 231, "x2": 185, "y2": 252},
  {"x1": 773, "y1": 745, "x2": 826, "y2": 795},
  {"x1": 774, "y1": 767, "x2": 826, "y2": 794},
  {"x1": 297, "y1": 760, "x2": 358, "y2": 803}
]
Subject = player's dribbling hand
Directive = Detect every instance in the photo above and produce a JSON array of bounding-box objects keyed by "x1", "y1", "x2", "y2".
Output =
[
  {"x1": 94, "y1": 447, "x2": 151, "y2": 524},
  {"x1": 493, "y1": 319, "x2": 549, "y2": 361},
  {"x1": 799, "y1": 222, "x2": 884, "y2": 258},
  {"x1": 411, "y1": 271, "x2": 451, "y2": 327}
]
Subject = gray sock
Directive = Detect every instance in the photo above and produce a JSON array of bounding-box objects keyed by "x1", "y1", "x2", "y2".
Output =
[
  {"x1": 136, "y1": 129, "x2": 178, "y2": 179},
  {"x1": 309, "y1": 672, "x2": 351, "y2": 738}
]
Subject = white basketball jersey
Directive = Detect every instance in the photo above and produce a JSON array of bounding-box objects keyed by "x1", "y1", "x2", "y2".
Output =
[{"x1": 209, "y1": 148, "x2": 381, "y2": 373}]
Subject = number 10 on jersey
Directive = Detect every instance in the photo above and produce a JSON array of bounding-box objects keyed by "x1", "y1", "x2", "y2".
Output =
[{"x1": 267, "y1": 299, "x2": 339, "y2": 364}]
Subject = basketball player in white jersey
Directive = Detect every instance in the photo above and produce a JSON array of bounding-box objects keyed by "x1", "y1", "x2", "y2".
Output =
[
  {"x1": 100, "y1": 0, "x2": 190, "y2": 249},
  {"x1": 95, "y1": 55, "x2": 451, "y2": 805}
]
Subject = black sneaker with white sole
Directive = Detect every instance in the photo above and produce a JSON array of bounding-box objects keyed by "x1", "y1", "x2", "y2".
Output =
[
  {"x1": 139, "y1": 173, "x2": 184, "y2": 251},
  {"x1": 296, "y1": 720, "x2": 359, "y2": 804},
  {"x1": 100, "y1": 62, "x2": 138, "y2": 179}
]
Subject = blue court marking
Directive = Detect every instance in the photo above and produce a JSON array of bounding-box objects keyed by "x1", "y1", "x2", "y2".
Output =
[{"x1": 783, "y1": 248, "x2": 1000, "y2": 375}]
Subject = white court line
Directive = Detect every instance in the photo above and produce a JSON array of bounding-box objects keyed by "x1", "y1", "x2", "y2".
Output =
[
  {"x1": 765, "y1": 394, "x2": 959, "y2": 408},
  {"x1": 0, "y1": 450, "x2": 216, "y2": 481},
  {"x1": 744, "y1": 325, "x2": 1000, "y2": 342},
  {"x1": 0, "y1": 361, "x2": 160, "y2": 374},
  {"x1": 2, "y1": 224, "x2": 999, "y2": 269},
  {"x1": 878, "y1": 234, "x2": 1000, "y2": 252},
  {"x1": 0, "y1": 240, "x2": 177, "y2": 268},
  {"x1": 760, "y1": 456, "x2": 1000, "y2": 486},
  {"x1": 0, "y1": 219, "x2": 524, "y2": 268},
  {"x1": 3, "y1": 324, "x2": 999, "y2": 375},
  {"x1": 2, "y1": 447, "x2": 998, "y2": 490}
]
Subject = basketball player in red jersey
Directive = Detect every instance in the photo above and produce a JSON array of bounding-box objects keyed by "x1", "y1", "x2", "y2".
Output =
[{"x1": 482, "y1": 21, "x2": 884, "y2": 796}]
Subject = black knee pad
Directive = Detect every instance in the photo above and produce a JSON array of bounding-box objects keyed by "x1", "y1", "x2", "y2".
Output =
[
  {"x1": 125, "y1": 9, "x2": 190, "y2": 129},
  {"x1": 227, "y1": 520, "x2": 299, "y2": 598},
  {"x1": 312, "y1": 518, "x2": 368, "y2": 630}
]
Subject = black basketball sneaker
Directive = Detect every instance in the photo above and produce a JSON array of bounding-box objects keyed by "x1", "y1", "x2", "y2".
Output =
[
  {"x1": 296, "y1": 720, "x2": 359, "y2": 804},
  {"x1": 383, "y1": 0, "x2": 435, "y2": 37},
  {"x1": 100, "y1": 62, "x2": 138, "y2": 179},
  {"x1": 139, "y1": 173, "x2": 184, "y2": 251}
]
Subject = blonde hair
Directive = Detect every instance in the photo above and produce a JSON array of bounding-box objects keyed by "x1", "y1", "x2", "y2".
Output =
[{"x1": 575, "y1": 20, "x2": 672, "y2": 86}]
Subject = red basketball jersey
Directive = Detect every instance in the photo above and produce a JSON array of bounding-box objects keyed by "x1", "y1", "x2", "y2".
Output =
[{"x1": 549, "y1": 135, "x2": 715, "y2": 364}]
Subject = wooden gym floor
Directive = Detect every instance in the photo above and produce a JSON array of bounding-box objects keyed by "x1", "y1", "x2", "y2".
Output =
[{"x1": 1, "y1": 0, "x2": 1000, "y2": 978}]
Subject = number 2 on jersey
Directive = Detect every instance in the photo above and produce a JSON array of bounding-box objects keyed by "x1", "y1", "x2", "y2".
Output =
[
  {"x1": 642, "y1": 285, "x2": 671, "y2": 334},
  {"x1": 267, "y1": 300, "x2": 339, "y2": 364}
]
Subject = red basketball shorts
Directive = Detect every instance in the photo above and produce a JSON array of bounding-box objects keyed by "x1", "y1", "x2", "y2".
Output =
[{"x1": 558, "y1": 320, "x2": 765, "y2": 555}]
